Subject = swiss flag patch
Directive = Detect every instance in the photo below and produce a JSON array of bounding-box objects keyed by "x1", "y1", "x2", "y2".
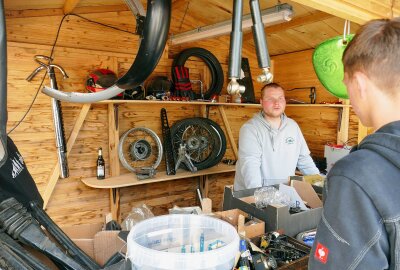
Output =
[{"x1": 315, "y1": 242, "x2": 329, "y2": 264}]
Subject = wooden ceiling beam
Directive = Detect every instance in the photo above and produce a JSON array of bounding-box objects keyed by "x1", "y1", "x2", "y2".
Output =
[
  {"x1": 290, "y1": 0, "x2": 382, "y2": 24},
  {"x1": 6, "y1": 5, "x2": 130, "y2": 19},
  {"x1": 63, "y1": 0, "x2": 81, "y2": 14}
]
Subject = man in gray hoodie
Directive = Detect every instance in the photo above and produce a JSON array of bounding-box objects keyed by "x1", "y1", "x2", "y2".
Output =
[
  {"x1": 309, "y1": 18, "x2": 400, "y2": 269},
  {"x1": 234, "y1": 83, "x2": 319, "y2": 190}
]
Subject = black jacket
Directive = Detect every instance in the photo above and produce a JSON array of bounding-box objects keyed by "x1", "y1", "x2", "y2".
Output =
[
  {"x1": 309, "y1": 120, "x2": 400, "y2": 270},
  {"x1": 0, "y1": 136, "x2": 43, "y2": 208}
]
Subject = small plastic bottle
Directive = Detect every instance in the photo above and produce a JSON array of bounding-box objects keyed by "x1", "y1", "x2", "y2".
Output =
[{"x1": 238, "y1": 239, "x2": 252, "y2": 270}]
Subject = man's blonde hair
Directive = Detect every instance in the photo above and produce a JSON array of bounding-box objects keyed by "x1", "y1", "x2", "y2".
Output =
[
  {"x1": 261, "y1": 83, "x2": 284, "y2": 99},
  {"x1": 343, "y1": 18, "x2": 400, "y2": 96}
]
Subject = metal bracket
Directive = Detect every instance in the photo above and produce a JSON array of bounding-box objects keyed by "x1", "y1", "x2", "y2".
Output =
[
  {"x1": 287, "y1": 87, "x2": 317, "y2": 104},
  {"x1": 175, "y1": 143, "x2": 197, "y2": 172},
  {"x1": 135, "y1": 167, "x2": 157, "y2": 180},
  {"x1": 135, "y1": 15, "x2": 146, "y2": 37}
]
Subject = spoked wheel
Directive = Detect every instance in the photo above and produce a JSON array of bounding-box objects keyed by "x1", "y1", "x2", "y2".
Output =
[
  {"x1": 171, "y1": 118, "x2": 226, "y2": 171},
  {"x1": 118, "y1": 127, "x2": 163, "y2": 173}
]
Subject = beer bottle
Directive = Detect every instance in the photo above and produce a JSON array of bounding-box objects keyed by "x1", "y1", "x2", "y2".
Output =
[{"x1": 97, "y1": 147, "x2": 105, "y2": 180}]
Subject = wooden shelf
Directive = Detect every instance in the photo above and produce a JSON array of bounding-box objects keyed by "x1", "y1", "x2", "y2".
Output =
[
  {"x1": 94, "y1": 99, "x2": 351, "y2": 108},
  {"x1": 81, "y1": 163, "x2": 236, "y2": 189}
]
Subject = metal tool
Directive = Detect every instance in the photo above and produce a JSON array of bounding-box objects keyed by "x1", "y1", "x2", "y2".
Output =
[
  {"x1": 26, "y1": 55, "x2": 69, "y2": 179},
  {"x1": 175, "y1": 143, "x2": 197, "y2": 172},
  {"x1": 287, "y1": 87, "x2": 317, "y2": 104},
  {"x1": 160, "y1": 108, "x2": 176, "y2": 175}
]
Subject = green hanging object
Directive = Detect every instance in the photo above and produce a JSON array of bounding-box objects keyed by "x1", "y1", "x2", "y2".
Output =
[{"x1": 312, "y1": 34, "x2": 354, "y2": 99}]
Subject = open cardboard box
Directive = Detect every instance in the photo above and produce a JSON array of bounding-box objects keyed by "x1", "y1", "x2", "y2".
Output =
[
  {"x1": 213, "y1": 208, "x2": 265, "y2": 238},
  {"x1": 61, "y1": 223, "x2": 126, "y2": 266},
  {"x1": 223, "y1": 183, "x2": 323, "y2": 237}
]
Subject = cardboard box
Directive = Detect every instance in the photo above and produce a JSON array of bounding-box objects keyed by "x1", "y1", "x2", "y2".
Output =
[
  {"x1": 61, "y1": 224, "x2": 126, "y2": 266},
  {"x1": 213, "y1": 209, "x2": 265, "y2": 238},
  {"x1": 223, "y1": 186, "x2": 323, "y2": 237}
]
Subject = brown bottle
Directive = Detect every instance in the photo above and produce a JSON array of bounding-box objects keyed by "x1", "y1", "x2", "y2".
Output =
[{"x1": 97, "y1": 147, "x2": 105, "y2": 180}]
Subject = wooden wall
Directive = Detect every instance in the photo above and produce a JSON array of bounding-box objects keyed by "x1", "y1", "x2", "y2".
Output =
[{"x1": 4, "y1": 11, "x2": 358, "y2": 226}]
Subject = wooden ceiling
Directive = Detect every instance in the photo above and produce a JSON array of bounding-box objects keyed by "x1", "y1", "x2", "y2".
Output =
[{"x1": 3, "y1": 0, "x2": 399, "y2": 56}]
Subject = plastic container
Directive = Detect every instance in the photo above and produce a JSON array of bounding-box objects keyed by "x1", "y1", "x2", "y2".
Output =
[{"x1": 127, "y1": 214, "x2": 240, "y2": 270}]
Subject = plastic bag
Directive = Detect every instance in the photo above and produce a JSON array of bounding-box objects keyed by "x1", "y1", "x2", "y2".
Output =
[
  {"x1": 121, "y1": 204, "x2": 154, "y2": 231},
  {"x1": 254, "y1": 186, "x2": 291, "y2": 209}
]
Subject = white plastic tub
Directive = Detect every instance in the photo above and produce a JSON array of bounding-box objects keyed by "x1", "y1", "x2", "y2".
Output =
[{"x1": 127, "y1": 214, "x2": 239, "y2": 270}]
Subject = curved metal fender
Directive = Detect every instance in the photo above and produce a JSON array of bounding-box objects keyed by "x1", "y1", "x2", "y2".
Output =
[
  {"x1": 42, "y1": 0, "x2": 172, "y2": 103},
  {"x1": 0, "y1": 0, "x2": 8, "y2": 167}
]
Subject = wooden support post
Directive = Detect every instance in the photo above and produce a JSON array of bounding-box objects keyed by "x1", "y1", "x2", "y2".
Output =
[
  {"x1": 199, "y1": 175, "x2": 209, "y2": 198},
  {"x1": 337, "y1": 100, "x2": 350, "y2": 144},
  {"x1": 218, "y1": 106, "x2": 238, "y2": 159},
  {"x1": 43, "y1": 103, "x2": 91, "y2": 209},
  {"x1": 108, "y1": 104, "x2": 120, "y2": 221},
  {"x1": 109, "y1": 188, "x2": 120, "y2": 221},
  {"x1": 199, "y1": 104, "x2": 208, "y2": 118},
  {"x1": 63, "y1": 0, "x2": 81, "y2": 14}
]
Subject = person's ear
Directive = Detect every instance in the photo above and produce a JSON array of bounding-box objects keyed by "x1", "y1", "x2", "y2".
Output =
[{"x1": 353, "y1": 72, "x2": 368, "y2": 99}]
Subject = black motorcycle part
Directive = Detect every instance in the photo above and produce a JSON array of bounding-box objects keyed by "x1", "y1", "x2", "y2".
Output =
[
  {"x1": 116, "y1": 0, "x2": 171, "y2": 89},
  {"x1": 41, "y1": 0, "x2": 171, "y2": 103},
  {"x1": 0, "y1": 0, "x2": 8, "y2": 168},
  {"x1": 172, "y1": 48, "x2": 223, "y2": 99},
  {"x1": 171, "y1": 118, "x2": 221, "y2": 171},
  {"x1": 103, "y1": 252, "x2": 125, "y2": 268},
  {"x1": 0, "y1": 233, "x2": 51, "y2": 270},
  {"x1": 29, "y1": 200, "x2": 100, "y2": 270},
  {"x1": 0, "y1": 198, "x2": 86, "y2": 270},
  {"x1": 200, "y1": 118, "x2": 227, "y2": 167},
  {"x1": 0, "y1": 240, "x2": 34, "y2": 270},
  {"x1": 161, "y1": 108, "x2": 176, "y2": 175}
]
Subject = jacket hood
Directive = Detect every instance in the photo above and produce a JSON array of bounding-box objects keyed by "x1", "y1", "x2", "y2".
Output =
[
  {"x1": 355, "y1": 121, "x2": 400, "y2": 169},
  {"x1": 253, "y1": 111, "x2": 288, "y2": 131}
]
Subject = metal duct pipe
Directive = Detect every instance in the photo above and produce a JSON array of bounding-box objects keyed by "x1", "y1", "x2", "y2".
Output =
[
  {"x1": 250, "y1": 0, "x2": 273, "y2": 84},
  {"x1": 42, "y1": 0, "x2": 171, "y2": 103},
  {"x1": 227, "y1": 0, "x2": 245, "y2": 95}
]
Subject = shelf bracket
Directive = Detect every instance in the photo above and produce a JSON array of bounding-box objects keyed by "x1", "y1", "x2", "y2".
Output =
[{"x1": 218, "y1": 106, "x2": 238, "y2": 159}]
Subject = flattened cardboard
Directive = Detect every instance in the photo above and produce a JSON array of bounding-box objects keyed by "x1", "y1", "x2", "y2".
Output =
[
  {"x1": 61, "y1": 223, "x2": 103, "y2": 258},
  {"x1": 61, "y1": 223, "x2": 126, "y2": 265},
  {"x1": 94, "y1": 231, "x2": 126, "y2": 266},
  {"x1": 290, "y1": 180, "x2": 323, "y2": 209}
]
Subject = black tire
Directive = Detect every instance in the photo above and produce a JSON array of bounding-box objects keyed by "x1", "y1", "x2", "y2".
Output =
[
  {"x1": 196, "y1": 117, "x2": 227, "y2": 167},
  {"x1": 171, "y1": 118, "x2": 220, "y2": 171},
  {"x1": 172, "y1": 48, "x2": 224, "y2": 99}
]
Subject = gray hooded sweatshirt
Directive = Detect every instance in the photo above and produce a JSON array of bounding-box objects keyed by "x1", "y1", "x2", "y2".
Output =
[
  {"x1": 234, "y1": 112, "x2": 319, "y2": 190},
  {"x1": 309, "y1": 120, "x2": 400, "y2": 270}
]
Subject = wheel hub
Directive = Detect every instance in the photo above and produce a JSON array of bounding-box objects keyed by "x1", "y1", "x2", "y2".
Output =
[{"x1": 129, "y1": 139, "x2": 152, "y2": 161}]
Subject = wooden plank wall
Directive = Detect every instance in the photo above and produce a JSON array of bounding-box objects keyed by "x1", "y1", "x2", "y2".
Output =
[{"x1": 5, "y1": 11, "x2": 357, "y2": 226}]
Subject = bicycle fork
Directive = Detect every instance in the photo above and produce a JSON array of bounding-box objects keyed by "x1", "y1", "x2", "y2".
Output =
[{"x1": 27, "y1": 55, "x2": 69, "y2": 178}]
